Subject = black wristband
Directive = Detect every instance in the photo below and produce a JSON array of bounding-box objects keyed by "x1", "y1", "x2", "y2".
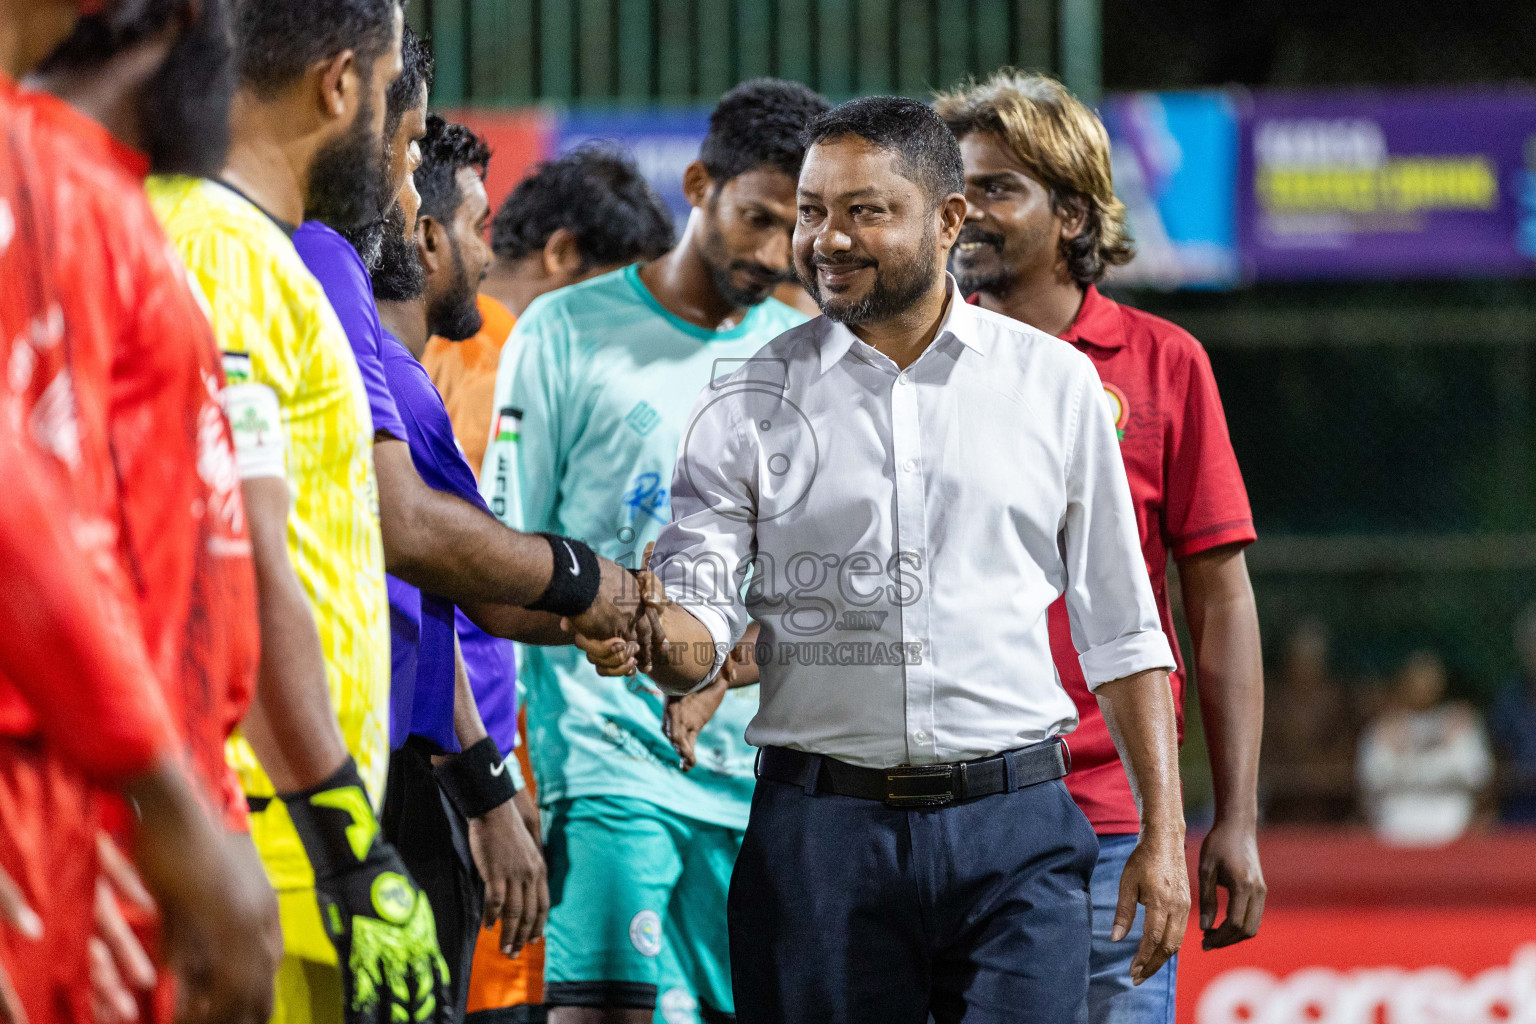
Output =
[
  {"x1": 527, "y1": 533, "x2": 602, "y2": 617},
  {"x1": 433, "y1": 737, "x2": 517, "y2": 820},
  {"x1": 278, "y1": 757, "x2": 377, "y2": 879}
]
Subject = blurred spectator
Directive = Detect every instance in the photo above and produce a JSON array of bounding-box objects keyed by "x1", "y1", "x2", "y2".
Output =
[
  {"x1": 1357, "y1": 650, "x2": 1492, "y2": 846},
  {"x1": 1489, "y1": 604, "x2": 1536, "y2": 824},
  {"x1": 1261, "y1": 619, "x2": 1357, "y2": 823}
]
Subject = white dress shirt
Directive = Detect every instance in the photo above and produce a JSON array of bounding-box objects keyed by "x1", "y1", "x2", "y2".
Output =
[{"x1": 650, "y1": 279, "x2": 1175, "y2": 769}]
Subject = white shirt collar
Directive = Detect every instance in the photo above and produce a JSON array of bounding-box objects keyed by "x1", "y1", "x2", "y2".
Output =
[{"x1": 816, "y1": 274, "x2": 984, "y2": 376}]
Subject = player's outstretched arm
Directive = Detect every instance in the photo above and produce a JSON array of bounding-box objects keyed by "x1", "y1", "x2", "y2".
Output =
[
  {"x1": 1179, "y1": 544, "x2": 1266, "y2": 949},
  {"x1": 374, "y1": 439, "x2": 643, "y2": 643},
  {"x1": 1096, "y1": 669, "x2": 1190, "y2": 987}
]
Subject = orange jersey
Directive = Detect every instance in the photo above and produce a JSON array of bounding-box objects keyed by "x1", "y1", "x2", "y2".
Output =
[
  {"x1": 422, "y1": 293, "x2": 516, "y2": 477},
  {"x1": 14, "y1": 90, "x2": 259, "y2": 830}
]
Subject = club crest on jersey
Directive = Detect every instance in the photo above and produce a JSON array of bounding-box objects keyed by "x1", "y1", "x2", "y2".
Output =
[
  {"x1": 1102, "y1": 383, "x2": 1129, "y2": 441},
  {"x1": 629, "y1": 909, "x2": 663, "y2": 958}
]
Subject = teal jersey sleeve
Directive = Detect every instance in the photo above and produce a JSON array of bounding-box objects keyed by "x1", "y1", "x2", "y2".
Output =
[{"x1": 508, "y1": 302, "x2": 571, "y2": 538}]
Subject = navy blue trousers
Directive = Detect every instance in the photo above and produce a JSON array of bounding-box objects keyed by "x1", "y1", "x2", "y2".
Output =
[{"x1": 728, "y1": 771, "x2": 1099, "y2": 1024}]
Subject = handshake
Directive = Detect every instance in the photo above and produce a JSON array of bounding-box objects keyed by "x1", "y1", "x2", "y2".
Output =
[{"x1": 559, "y1": 542, "x2": 674, "y2": 679}]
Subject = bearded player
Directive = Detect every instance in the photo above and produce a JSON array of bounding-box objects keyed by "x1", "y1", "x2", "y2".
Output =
[
  {"x1": 935, "y1": 72, "x2": 1265, "y2": 1023},
  {"x1": 149, "y1": 3, "x2": 459, "y2": 1021}
]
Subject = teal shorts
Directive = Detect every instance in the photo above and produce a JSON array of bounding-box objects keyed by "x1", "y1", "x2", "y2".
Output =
[{"x1": 542, "y1": 795, "x2": 743, "y2": 1019}]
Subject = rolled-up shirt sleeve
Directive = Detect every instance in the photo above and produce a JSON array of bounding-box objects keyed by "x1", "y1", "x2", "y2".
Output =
[
  {"x1": 650, "y1": 383, "x2": 757, "y2": 685},
  {"x1": 1059, "y1": 360, "x2": 1176, "y2": 689}
]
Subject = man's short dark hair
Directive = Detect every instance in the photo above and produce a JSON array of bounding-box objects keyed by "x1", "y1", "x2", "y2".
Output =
[
  {"x1": 236, "y1": 0, "x2": 400, "y2": 95},
  {"x1": 698, "y1": 78, "x2": 830, "y2": 185},
  {"x1": 491, "y1": 145, "x2": 674, "y2": 270},
  {"x1": 415, "y1": 114, "x2": 491, "y2": 223},
  {"x1": 383, "y1": 24, "x2": 433, "y2": 140},
  {"x1": 802, "y1": 96, "x2": 965, "y2": 207}
]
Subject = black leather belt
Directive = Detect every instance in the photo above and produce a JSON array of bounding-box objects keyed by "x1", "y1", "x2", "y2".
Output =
[{"x1": 757, "y1": 739, "x2": 1069, "y2": 809}]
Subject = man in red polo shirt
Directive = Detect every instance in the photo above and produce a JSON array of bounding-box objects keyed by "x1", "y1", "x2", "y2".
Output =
[{"x1": 937, "y1": 72, "x2": 1265, "y2": 1024}]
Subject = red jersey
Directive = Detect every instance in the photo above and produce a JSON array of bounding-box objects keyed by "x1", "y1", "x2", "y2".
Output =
[
  {"x1": 0, "y1": 78, "x2": 175, "y2": 785},
  {"x1": 13, "y1": 90, "x2": 259, "y2": 830},
  {"x1": 1048, "y1": 286, "x2": 1256, "y2": 833}
]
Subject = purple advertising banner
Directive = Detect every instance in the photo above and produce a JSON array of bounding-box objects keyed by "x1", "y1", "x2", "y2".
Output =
[{"x1": 1241, "y1": 87, "x2": 1536, "y2": 280}]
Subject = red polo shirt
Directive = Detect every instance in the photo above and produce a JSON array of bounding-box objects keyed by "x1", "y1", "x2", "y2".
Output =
[{"x1": 1048, "y1": 285, "x2": 1256, "y2": 833}]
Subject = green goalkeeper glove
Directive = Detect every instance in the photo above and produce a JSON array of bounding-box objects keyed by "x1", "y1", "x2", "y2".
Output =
[{"x1": 281, "y1": 758, "x2": 449, "y2": 1024}]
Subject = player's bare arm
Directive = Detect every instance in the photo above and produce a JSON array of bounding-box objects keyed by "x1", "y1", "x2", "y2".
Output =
[
  {"x1": 446, "y1": 635, "x2": 549, "y2": 957},
  {"x1": 1095, "y1": 668, "x2": 1191, "y2": 986},
  {"x1": 1179, "y1": 543, "x2": 1266, "y2": 949},
  {"x1": 374, "y1": 440, "x2": 643, "y2": 643},
  {"x1": 236, "y1": 476, "x2": 349, "y2": 789}
]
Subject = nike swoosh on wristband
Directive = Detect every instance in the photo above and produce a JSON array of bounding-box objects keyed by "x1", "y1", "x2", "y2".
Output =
[
  {"x1": 561, "y1": 540, "x2": 580, "y2": 575},
  {"x1": 489, "y1": 758, "x2": 510, "y2": 778}
]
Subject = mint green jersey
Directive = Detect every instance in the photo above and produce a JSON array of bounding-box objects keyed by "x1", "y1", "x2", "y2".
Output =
[{"x1": 483, "y1": 265, "x2": 808, "y2": 829}]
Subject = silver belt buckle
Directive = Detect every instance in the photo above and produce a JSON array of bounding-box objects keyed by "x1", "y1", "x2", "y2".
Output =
[{"x1": 884, "y1": 764, "x2": 956, "y2": 808}]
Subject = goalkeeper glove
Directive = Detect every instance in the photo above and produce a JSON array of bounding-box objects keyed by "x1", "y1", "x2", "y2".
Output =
[{"x1": 281, "y1": 758, "x2": 449, "y2": 1024}]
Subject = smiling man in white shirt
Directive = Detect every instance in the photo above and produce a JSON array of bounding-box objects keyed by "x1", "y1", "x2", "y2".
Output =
[{"x1": 576, "y1": 95, "x2": 1189, "y2": 1024}]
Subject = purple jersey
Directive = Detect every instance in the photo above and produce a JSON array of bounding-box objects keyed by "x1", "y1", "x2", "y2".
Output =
[
  {"x1": 295, "y1": 222, "x2": 453, "y2": 749},
  {"x1": 379, "y1": 331, "x2": 518, "y2": 755},
  {"x1": 292, "y1": 221, "x2": 409, "y2": 441}
]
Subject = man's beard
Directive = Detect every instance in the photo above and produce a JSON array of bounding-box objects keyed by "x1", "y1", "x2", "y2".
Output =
[
  {"x1": 367, "y1": 202, "x2": 426, "y2": 302},
  {"x1": 701, "y1": 218, "x2": 788, "y2": 309},
  {"x1": 426, "y1": 238, "x2": 483, "y2": 341},
  {"x1": 802, "y1": 225, "x2": 939, "y2": 326},
  {"x1": 306, "y1": 93, "x2": 389, "y2": 230},
  {"x1": 142, "y1": 3, "x2": 235, "y2": 176},
  {"x1": 950, "y1": 225, "x2": 1016, "y2": 299}
]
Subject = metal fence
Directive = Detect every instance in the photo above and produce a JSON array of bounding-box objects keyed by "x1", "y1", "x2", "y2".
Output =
[{"x1": 409, "y1": 0, "x2": 1060, "y2": 107}]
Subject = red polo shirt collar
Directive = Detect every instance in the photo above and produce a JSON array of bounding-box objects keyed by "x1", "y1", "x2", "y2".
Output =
[{"x1": 1059, "y1": 284, "x2": 1128, "y2": 350}]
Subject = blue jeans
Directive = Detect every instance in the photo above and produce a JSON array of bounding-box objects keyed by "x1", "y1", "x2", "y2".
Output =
[
  {"x1": 1081, "y1": 834, "x2": 1177, "y2": 1024},
  {"x1": 730, "y1": 773, "x2": 1098, "y2": 1023}
]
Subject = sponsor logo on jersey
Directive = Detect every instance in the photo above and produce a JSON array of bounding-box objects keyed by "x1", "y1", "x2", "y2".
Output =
[{"x1": 625, "y1": 400, "x2": 661, "y2": 437}]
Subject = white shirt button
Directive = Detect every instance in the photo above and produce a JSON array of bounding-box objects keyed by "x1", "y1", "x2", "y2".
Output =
[
  {"x1": 897, "y1": 372, "x2": 911, "y2": 386},
  {"x1": 903, "y1": 459, "x2": 917, "y2": 473},
  {"x1": 913, "y1": 731, "x2": 927, "y2": 742}
]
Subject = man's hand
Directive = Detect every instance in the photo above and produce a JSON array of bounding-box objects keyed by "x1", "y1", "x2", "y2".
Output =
[
  {"x1": 90, "y1": 834, "x2": 158, "y2": 1024},
  {"x1": 664, "y1": 674, "x2": 729, "y2": 771},
  {"x1": 566, "y1": 557, "x2": 647, "y2": 645},
  {"x1": 1198, "y1": 819, "x2": 1265, "y2": 949},
  {"x1": 1111, "y1": 826, "x2": 1190, "y2": 986},
  {"x1": 126, "y1": 762, "x2": 277, "y2": 1024},
  {"x1": 281, "y1": 759, "x2": 448, "y2": 1024},
  {"x1": 468, "y1": 802, "x2": 548, "y2": 958},
  {"x1": 0, "y1": 863, "x2": 43, "y2": 1024}
]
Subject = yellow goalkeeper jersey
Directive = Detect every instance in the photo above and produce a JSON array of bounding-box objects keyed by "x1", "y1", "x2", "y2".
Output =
[{"x1": 149, "y1": 175, "x2": 389, "y2": 892}]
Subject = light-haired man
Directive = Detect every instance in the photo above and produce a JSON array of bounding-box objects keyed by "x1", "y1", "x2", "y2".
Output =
[{"x1": 936, "y1": 71, "x2": 1265, "y2": 1024}]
